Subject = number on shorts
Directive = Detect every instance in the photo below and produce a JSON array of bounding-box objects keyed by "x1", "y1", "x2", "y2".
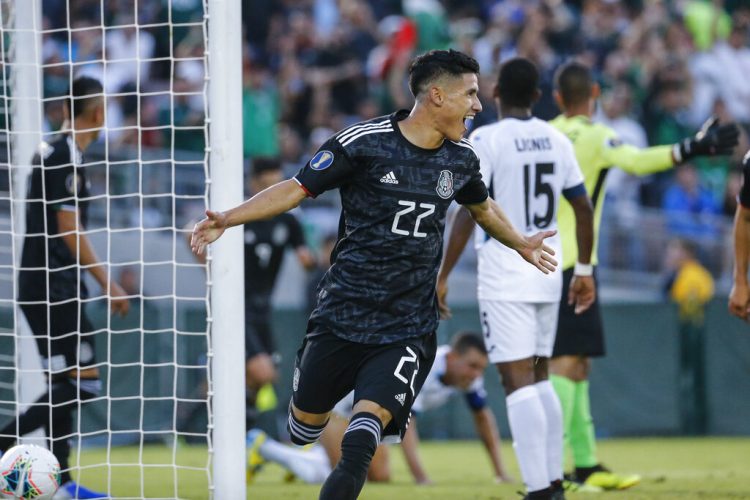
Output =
[{"x1": 394, "y1": 346, "x2": 419, "y2": 396}]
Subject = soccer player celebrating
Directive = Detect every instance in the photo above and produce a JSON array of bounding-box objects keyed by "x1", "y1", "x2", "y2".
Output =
[
  {"x1": 192, "y1": 49, "x2": 557, "y2": 500},
  {"x1": 548, "y1": 61, "x2": 739, "y2": 490},
  {"x1": 437, "y1": 57, "x2": 595, "y2": 500},
  {"x1": 729, "y1": 150, "x2": 750, "y2": 320},
  {"x1": 1, "y1": 76, "x2": 130, "y2": 500}
]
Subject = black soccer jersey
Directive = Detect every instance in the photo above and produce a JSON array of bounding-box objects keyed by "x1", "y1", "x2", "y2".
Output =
[
  {"x1": 244, "y1": 213, "x2": 306, "y2": 304},
  {"x1": 18, "y1": 134, "x2": 90, "y2": 302},
  {"x1": 295, "y1": 110, "x2": 488, "y2": 344}
]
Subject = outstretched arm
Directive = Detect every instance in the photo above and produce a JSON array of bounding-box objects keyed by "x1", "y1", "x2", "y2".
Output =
[
  {"x1": 191, "y1": 179, "x2": 307, "y2": 256},
  {"x1": 464, "y1": 198, "x2": 557, "y2": 274},
  {"x1": 472, "y1": 407, "x2": 512, "y2": 483}
]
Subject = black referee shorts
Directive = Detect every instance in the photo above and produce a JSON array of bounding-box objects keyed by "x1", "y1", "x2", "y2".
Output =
[
  {"x1": 552, "y1": 268, "x2": 606, "y2": 358},
  {"x1": 21, "y1": 301, "x2": 96, "y2": 378},
  {"x1": 291, "y1": 328, "x2": 437, "y2": 441}
]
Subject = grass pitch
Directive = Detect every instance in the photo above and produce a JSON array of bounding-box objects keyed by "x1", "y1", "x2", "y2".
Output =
[{"x1": 71, "y1": 437, "x2": 750, "y2": 499}]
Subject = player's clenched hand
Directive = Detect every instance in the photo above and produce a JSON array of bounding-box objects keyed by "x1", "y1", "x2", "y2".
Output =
[
  {"x1": 568, "y1": 274, "x2": 595, "y2": 314},
  {"x1": 518, "y1": 230, "x2": 557, "y2": 274},
  {"x1": 436, "y1": 278, "x2": 451, "y2": 319},
  {"x1": 728, "y1": 282, "x2": 750, "y2": 321},
  {"x1": 191, "y1": 210, "x2": 228, "y2": 256},
  {"x1": 109, "y1": 281, "x2": 130, "y2": 317}
]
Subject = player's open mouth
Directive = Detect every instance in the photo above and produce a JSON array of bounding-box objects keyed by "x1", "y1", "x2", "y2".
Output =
[{"x1": 464, "y1": 116, "x2": 474, "y2": 129}]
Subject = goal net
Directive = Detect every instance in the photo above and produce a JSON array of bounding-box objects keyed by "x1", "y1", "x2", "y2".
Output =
[{"x1": 0, "y1": 0, "x2": 244, "y2": 498}]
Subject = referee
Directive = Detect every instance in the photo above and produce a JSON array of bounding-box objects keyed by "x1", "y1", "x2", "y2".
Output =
[{"x1": 0, "y1": 76, "x2": 129, "y2": 499}]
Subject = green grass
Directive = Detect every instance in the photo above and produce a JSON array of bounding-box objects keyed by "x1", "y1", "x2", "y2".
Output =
[{"x1": 70, "y1": 437, "x2": 750, "y2": 499}]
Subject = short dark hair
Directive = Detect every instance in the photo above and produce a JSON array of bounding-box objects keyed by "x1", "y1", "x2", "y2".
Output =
[
  {"x1": 554, "y1": 61, "x2": 593, "y2": 106},
  {"x1": 496, "y1": 57, "x2": 539, "y2": 108},
  {"x1": 251, "y1": 157, "x2": 282, "y2": 177},
  {"x1": 65, "y1": 76, "x2": 103, "y2": 120},
  {"x1": 408, "y1": 49, "x2": 480, "y2": 98},
  {"x1": 451, "y1": 331, "x2": 487, "y2": 356}
]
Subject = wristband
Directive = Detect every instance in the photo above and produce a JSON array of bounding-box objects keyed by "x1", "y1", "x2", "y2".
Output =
[
  {"x1": 672, "y1": 143, "x2": 683, "y2": 163},
  {"x1": 574, "y1": 262, "x2": 593, "y2": 276}
]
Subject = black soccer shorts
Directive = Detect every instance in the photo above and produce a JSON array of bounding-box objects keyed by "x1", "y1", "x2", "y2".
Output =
[
  {"x1": 291, "y1": 329, "x2": 437, "y2": 440},
  {"x1": 21, "y1": 301, "x2": 97, "y2": 380},
  {"x1": 552, "y1": 268, "x2": 606, "y2": 358}
]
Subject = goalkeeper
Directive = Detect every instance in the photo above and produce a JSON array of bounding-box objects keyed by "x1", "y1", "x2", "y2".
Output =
[
  {"x1": 548, "y1": 61, "x2": 739, "y2": 491},
  {"x1": 0, "y1": 76, "x2": 130, "y2": 500}
]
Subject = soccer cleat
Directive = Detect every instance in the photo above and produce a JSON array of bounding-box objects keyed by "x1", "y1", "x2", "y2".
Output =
[
  {"x1": 577, "y1": 464, "x2": 641, "y2": 491},
  {"x1": 246, "y1": 428, "x2": 267, "y2": 483},
  {"x1": 53, "y1": 481, "x2": 108, "y2": 499},
  {"x1": 562, "y1": 479, "x2": 603, "y2": 493},
  {"x1": 550, "y1": 480, "x2": 567, "y2": 500}
]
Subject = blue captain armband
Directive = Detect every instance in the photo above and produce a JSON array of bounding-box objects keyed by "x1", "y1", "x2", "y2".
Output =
[{"x1": 562, "y1": 182, "x2": 587, "y2": 201}]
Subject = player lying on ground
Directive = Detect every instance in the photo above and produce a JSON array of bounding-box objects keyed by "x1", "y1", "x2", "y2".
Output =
[
  {"x1": 247, "y1": 332, "x2": 513, "y2": 485},
  {"x1": 193, "y1": 49, "x2": 556, "y2": 500}
]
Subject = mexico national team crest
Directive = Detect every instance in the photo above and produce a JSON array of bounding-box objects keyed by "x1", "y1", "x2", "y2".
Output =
[
  {"x1": 436, "y1": 170, "x2": 454, "y2": 199},
  {"x1": 310, "y1": 150, "x2": 334, "y2": 171}
]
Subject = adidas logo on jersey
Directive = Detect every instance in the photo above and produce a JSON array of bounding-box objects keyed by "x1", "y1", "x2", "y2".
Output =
[
  {"x1": 394, "y1": 393, "x2": 406, "y2": 406},
  {"x1": 380, "y1": 171, "x2": 399, "y2": 184}
]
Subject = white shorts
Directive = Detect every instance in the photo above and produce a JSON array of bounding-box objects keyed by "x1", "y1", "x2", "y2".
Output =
[{"x1": 479, "y1": 300, "x2": 560, "y2": 363}]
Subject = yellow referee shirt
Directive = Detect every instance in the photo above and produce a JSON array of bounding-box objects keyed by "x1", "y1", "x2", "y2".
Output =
[{"x1": 550, "y1": 114, "x2": 674, "y2": 269}]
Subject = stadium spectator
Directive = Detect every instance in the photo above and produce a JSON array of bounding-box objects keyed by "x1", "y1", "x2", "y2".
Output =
[
  {"x1": 191, "y1": 49, "x2": 556, "y2": 500},
  {"x1": 437, "y1": 57, "x2": 595, "y2": 500},
  {"x1": 0, "y1": 76, "x2": 130, "y2": 500},
  {"x1": 662, "y1": 163, "x2": 722, "y2": 240},
  {"x1": 247, "y1": 331, "x2": 513, "y2": 485}
]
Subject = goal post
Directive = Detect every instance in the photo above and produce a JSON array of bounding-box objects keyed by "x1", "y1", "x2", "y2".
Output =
[{"x1": 206, "y1": 0, "x2": 247, "y2": 497}]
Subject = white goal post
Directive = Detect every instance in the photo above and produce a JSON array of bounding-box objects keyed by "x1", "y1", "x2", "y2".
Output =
[{"x1": 0, "y1": 0, "x2": 246, "y2": 497}]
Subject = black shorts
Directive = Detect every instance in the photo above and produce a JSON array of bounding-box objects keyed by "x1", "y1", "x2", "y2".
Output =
[
  {"x1": 246, "y1": 298, "x2": 274, "y2": 358},
  {"x1": 20, "y1": 301, "x2": 96, "y2": 378},
  {"x1": 292, "y1": 330, "x2": 437, "y2": 440},
  {"x1": 552, "y1": 268, "x2": 606, "y2": 358}
]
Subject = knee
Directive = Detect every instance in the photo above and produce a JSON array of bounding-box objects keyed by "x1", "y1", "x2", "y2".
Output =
[
  {"x1": 497, "y1": 359, "x2": 536, "y2": 395},
  {"x1": 287, "y1": 404, "x2": 329, "y2": 446}
]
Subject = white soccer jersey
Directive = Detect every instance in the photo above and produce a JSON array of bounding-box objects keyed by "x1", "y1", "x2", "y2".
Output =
[{"x1": 469, "y1": 117, "x2": 584, "y2": 302}]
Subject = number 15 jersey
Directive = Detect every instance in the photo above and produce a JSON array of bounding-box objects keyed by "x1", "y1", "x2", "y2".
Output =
[
  {"x1": 295, "y1": 110, "x2": 488, "y2": 344},
  {"x1": 469, "y1": 117, "x2": 585, "y2": 302}
]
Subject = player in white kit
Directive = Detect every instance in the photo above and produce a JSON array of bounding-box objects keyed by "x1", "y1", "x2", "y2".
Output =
[{"x1": 437, "y1": 58, "x2": 595, "y2": 500}]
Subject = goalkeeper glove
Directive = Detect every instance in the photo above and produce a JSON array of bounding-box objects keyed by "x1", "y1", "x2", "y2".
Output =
[{"x1": 672, "y1": 116, "x2": 739, "y2": 163}]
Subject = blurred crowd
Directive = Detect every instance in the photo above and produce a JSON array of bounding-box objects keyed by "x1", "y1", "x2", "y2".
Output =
[{"x1": 35, "y1": 0, "x2": 750, "y2": 277}]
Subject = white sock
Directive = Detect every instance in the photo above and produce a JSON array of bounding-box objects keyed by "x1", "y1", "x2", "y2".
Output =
[
  {"x1": 506, "y1": 384, "x2": 549, "y2": 492},
  {"x1": 259, "y1": 438, "x2": 331, "y2": 484},
  {"x1": 536, "y1": 380, "x2": 564, "y2": 482}
]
